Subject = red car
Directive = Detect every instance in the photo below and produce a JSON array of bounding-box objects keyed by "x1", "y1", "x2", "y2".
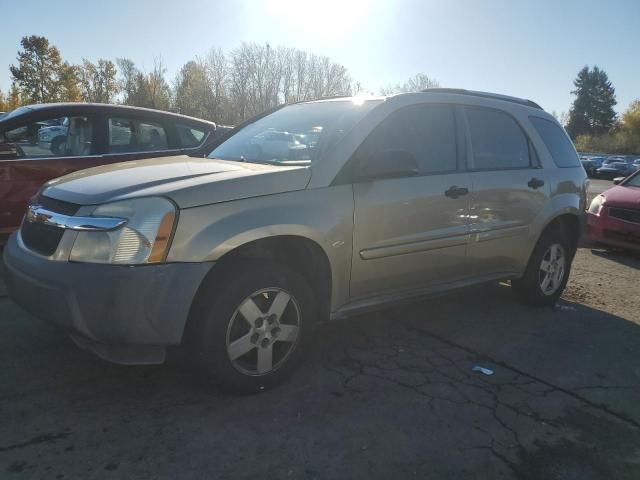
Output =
[
  {"x1": 587, "y1": 171, "x2": 640, "y2": 250},
  {"x1": 0, "y1": 103, "x2": 223, "y2": 241}
]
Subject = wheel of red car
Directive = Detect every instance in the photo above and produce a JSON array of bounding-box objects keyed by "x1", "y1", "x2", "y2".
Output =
[
  {"x1": 512, "y1": 228, "x2": 573, "y2": 306},
  {"x1": 187, "y1": 260, "x2": 316, "y2": 393}
]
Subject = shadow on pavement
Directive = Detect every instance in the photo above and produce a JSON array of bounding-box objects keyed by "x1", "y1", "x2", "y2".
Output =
[
  {"x1": 1, "y1": 280, "x2": 639, "y2": 479},
  {"x1": 590, "y1": 247, "x2": 640, "y2": 269}
]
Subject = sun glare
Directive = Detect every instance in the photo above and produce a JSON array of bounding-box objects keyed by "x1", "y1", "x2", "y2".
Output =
[{"x1": 264, "y1": 0, "x2": 372, "y2": 40}]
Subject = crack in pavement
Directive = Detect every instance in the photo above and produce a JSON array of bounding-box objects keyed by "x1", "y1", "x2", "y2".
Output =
[
  {"x1": 406, "y1": 326, "x2": 640, "y2": 430},
  {"x1": 321, "y1": 318, "x2": 640, "y2": 477},
  {"x1": 0, "y1": 432, "x2": 71, "y2": 453}
]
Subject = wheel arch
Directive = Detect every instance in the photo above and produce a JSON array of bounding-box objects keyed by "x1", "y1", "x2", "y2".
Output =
[
  {"x1": 182, "y1": 234, "x2": 334, "y2": 344},
  {"x1": 538, "y1": 210, "x2": 582, "y2": 257}
]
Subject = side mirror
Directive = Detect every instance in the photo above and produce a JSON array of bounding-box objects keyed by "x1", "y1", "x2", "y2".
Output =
[
  {"x1": 354, "y1": 149, "x2": 419, "y2": 181},
  {"x1": 613, "y1": 177, "x2": 624, "y2": 185}
]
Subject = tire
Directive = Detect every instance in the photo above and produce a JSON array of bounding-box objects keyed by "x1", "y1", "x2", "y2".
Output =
[
  {"x1": 51, "y1": 136, "x2": 66, "y2": 155},
  {"x1": 511, "y1": 228, "x2": 574, "y2": 306},
  {"x1": 186, "y1": 260, "x2": 316, "y2": 393}
]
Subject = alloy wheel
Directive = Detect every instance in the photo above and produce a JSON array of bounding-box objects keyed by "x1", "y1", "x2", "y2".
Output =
[
  {"x1": 538, "y1": 243, "x2": 566, "y2": 296},
  {"x1": 225, "y1": 288, "x2": 301, "y2": 376}
]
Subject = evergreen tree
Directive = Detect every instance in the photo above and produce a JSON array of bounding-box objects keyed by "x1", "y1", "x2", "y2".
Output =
[
  {"x1": 566, "y1": 66, "x2": 617, "y2": 138},
  {"x1": 10, "y1": 35, "x2": 63, "y2": 104}
]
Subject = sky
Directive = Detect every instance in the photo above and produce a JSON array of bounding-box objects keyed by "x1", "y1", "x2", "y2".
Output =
[{"x1": 1, "y1": 0, "x2": 639, "y2": 116}]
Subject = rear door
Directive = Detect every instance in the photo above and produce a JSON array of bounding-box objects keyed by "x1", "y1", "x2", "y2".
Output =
[
  {"x1": 462, "y1": 106, "x2": 550, "y2": 276},
  {"x1": 101, "y1": 114, "x2": 182, "y2": 162},
  {"x1": 350, "y1": 103, "x2": 472, "y2": 301}
]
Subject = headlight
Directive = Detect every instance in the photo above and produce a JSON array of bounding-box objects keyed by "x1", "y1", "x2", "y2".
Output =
[
  {"x1": 70, "y1": 197, "x2": 176, "y2": 264},
  {"x1": 588, "y1": 195, "x2": 605, "y2": 215}
]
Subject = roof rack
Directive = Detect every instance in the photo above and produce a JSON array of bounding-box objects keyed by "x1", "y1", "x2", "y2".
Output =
[{"x1": 420, "y1": 88, "x2": 543, "y2": 110}]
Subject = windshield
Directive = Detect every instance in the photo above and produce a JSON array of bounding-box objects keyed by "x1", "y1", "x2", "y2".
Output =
[
  {"x1": 208, "y1": 100, "x2": 381, "y2": 165},
  {"x1": 625, "y1": 173, "x2": 640, "y2": 187}
]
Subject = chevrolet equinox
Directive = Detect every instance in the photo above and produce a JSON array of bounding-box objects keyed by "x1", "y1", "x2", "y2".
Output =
[{"x1": 4, "y1": 89, "x2": 587, "y2": 392}]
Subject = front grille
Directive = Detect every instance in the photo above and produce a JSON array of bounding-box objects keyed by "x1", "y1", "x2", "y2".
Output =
[
  {"x1": 21, "y1": 220, "x2": 65, "y2": 256},
  {"x1": 19, "y1": 194, "x2": 80, "y2": 256},
  {"x1": 609, "y1": 207, "x2": 640, "y2": 224},
  {"x1": 37, "y1": 195, "x2": 80, "y2": 216}
]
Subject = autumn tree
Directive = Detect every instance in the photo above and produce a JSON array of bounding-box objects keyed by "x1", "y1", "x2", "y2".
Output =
[
  {"x1": 79, "y1": 59, "x2": 119, "y2": 103},
  {"x1": 173, "y1": 60, "x2": 211, "y2": 119},
  {"x1": 566, "y1": 66, "x2": 617, "y2": 138},
  {"x1": 145, "y1": 58, "x2": 171, "y2": 110},
  {"x1": 6, "y1": 82, "x2": 22, "y2": 110},
  {"x1": 10, "y1": 35, "x2": 63, "y2": 103},
  {"x1": 58, "y1": 63, "x2": 82, "y2": 102}
]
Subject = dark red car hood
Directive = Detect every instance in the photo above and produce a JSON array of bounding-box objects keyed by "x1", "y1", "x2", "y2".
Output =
[{"x1": 602, "y1": 184, "x2": 640, "y2": 209}]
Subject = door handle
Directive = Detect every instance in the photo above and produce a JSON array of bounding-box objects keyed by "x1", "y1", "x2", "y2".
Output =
[
  {"x1": 445, "y1": 185, "x2": 469, "y2": 199},
  {"x1": 528, "y1": 177, "x2": 545, "y2": 189}
]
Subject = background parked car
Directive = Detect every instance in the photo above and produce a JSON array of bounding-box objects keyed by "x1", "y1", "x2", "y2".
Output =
[
  {"x1": 587, "y1": 169, "x2": 640, "y2": 250},
  {"x1": 0, "y1": 103, "x2": 220, "y2": 240},
  {"x1": 594, "y1": 159, "x2": 635, "y2": 179},
  {"x1": 580, "y1": 155, "x2": 605, "y2": 177}
]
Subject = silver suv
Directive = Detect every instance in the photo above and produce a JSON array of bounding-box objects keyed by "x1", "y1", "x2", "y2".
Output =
[{"x1": 4, "y1": 89, "x2": 587, "y2": 392}]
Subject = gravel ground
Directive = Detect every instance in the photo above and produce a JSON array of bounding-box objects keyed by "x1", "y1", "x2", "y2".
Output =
[{"x1": 1, "y1": 179, "x2": 639, "y2": 479}]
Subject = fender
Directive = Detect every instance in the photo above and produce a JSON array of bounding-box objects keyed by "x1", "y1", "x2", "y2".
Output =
[{"x1": 167, "y1": 185, "x2": 355, "y2": 310}]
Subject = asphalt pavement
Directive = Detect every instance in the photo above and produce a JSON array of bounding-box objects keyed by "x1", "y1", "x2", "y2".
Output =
[{"x1": 1, "y1": 177, "x2": 639, "y2": 479}]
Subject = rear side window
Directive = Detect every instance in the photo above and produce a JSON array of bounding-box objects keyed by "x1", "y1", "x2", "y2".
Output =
[
  {"x1": 108, "y1": 117, "x2": 168, "y2": 153},
  {"x1": 176, "y1": 123, "x2": 206, "y2": 148},
  {"x1": 529, "y1": 117, "x2": 580, "y2": 167},
  {"x1": 360, "y1": 104, "x2": 457, "y2": 174},
  {"x1": 465, "y1": 107, "x2": 530, "y2": 170}
]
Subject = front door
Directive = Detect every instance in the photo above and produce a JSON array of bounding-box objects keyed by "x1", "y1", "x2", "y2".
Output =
[{"x1": 350, "y1": 103, "x2": 472, "y2": 301}]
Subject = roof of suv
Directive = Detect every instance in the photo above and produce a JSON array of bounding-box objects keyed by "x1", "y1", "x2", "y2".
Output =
[{"x1": 308, "y1": 89, "x2": 544, "y2": 111}]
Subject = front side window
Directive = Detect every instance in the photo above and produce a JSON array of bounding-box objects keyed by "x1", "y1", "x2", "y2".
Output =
[
  {"x1": 176, "y1": 123, "x2": 206, "y2": 148},
  {"x1": 1, "y1": 116, "x2": 93, "y2": 159},
  {"x1": 209, "y1": 100, "x2": 381, "y2": 165},
  {"x1": 530, "y1": 117, "x2": 581, "y2": 168},
  {"x1": 466, "y1": 107, "x2": 530, "y2": 170},
  {"x1": 359, "y1": 104, "x2": 457, "y2": 174},
  {"x1": 108, "y1": 117, "x2": 168, "y2": 153}
]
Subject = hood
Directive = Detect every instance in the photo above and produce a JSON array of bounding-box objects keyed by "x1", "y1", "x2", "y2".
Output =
[
  {"x1": 601, "y1": 184, "x2": 640, "y2": 209},
  {"x1": 43, "y1": 155, "x2": 311, "y2": 208}
]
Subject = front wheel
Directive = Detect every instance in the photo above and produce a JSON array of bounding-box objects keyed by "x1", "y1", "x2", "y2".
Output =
[
  {"x1": 512, "y1": 229, "x2": 573, "y2": 306},
  {"x1": 187, "y1": 261, "x2": 316, "y2": 393}
]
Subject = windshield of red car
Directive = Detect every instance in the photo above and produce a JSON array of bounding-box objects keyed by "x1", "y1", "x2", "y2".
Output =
[{"x1": 624, "y1": 173, "x2": 640, "y2": 187}]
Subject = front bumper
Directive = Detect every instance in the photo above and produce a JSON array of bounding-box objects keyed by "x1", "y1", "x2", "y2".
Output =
[
  {"x1": 3, "y1": 234, "x2": 213, "y2": 364},
  {"x1": 586, "y1": 210, "x2": 640, "y2": 251}
]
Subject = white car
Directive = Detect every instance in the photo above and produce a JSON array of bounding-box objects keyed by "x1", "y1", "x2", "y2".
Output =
[{"x1": 37, "y1": 118, "x2": 70, "y2": 154}]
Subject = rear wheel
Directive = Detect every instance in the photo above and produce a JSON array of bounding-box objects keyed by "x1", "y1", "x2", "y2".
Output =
[
  {"x1": 187, "y1": 261, "x2": 316, "y2": 393},
  {"x1": 512, "y1": 229, "x2": 573, "y2": 306}
]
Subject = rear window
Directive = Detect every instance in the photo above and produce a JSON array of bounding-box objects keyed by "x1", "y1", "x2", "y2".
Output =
[
  {"x1": 177, "y1": 123, "x2": 206, "y2": 148},
  {"x1": 465, "y1": 107, "x2": 530, "y2": 170},
  {"x1": 530, "y1": 117, "x2": 580, "y2": 168}
]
